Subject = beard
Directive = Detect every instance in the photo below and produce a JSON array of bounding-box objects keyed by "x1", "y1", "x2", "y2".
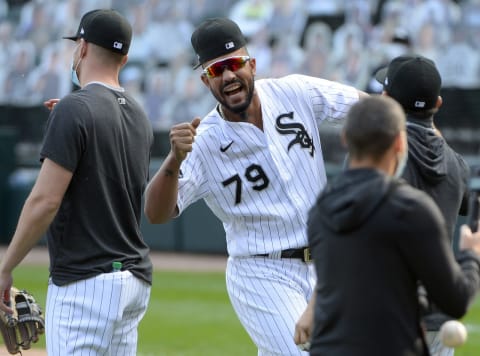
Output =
[{"x1": 213, "y1": 76, "x2": 255, "y2": 117}]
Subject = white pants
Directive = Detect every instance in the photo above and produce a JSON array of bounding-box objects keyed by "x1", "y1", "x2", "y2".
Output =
[
  {"x1": 426, "y1": 331, "x2": 455, "y2": 356},
  {"x1": 226, "y1": 256, "x2": 316, "y2": 356},
  {"x1": 46, "y1": 270, "x2": 151, "y2": 356}
]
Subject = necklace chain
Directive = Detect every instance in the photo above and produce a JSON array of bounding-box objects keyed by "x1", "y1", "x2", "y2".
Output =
[{"x1": 219, "y1": 105, "x2": 225, "y2": 119}]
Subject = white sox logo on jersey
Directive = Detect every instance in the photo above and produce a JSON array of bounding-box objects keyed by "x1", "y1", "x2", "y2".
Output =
[{"x1": 275, "y1": 112, "x2": 315, "y2": 157}]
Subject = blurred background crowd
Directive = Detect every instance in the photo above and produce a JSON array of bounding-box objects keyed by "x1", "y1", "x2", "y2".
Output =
[
  {"x1": 0, "y1": 0, "x2": 479, "y2": 248},
  {"x1": 0, "y1": 0, "x2": 479, "y2": 132}
]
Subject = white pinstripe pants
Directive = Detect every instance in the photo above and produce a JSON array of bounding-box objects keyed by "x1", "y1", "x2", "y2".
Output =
[
  {"x1": 45, "y1": 270, "x2": 151, "y2": 356},
  {"x1": 426, "y1": 331, "x2": 455, "y2": 356},
  {"x1": 226, "y1": 256, "x2": 316, "y2": 356}
]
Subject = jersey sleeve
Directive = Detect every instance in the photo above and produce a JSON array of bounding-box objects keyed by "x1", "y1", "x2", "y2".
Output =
[
  {"x1": 176, "y1": 142, "x2": 209, "y2": 215},
  {"x1": 288, "y1": 74, "x2": 359, "y2": 124},
  {"x1": 40, "y1": 96, "x2": 88, "y2": 172}
]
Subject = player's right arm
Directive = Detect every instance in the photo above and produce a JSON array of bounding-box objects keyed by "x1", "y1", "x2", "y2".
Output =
[{"x1": 144, "y1": 118, "x2": 201, "y2": 224}]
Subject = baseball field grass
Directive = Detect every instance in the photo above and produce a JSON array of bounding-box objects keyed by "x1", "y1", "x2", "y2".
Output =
[{"x1": 4, "y1": 265, "x2": 480, "y2": 355}]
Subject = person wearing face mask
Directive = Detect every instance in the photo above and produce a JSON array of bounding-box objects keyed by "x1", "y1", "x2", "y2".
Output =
[
  {"x1": 375, "y1": 55, "x2": 471, "y2": 356},
  {"x1": 0, "y1": 9, "x2": 153, "y2": 356},
  {"x1": 304, "y1": 96, "x2": 480, "y2": 356},
  {"x1": 70, "y1": 42, "x2": 82, "y2": 88}
]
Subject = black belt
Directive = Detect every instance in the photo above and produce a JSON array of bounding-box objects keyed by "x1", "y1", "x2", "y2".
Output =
[{"x1": 255, "y1": 247, "x2": 312, "y2": 262}]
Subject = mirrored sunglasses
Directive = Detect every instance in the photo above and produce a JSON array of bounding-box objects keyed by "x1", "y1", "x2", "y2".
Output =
[{"x1": 203, "y1": 56, "x2": 250, "y2": 78}]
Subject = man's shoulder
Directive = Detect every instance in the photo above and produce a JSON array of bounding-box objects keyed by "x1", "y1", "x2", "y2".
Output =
[
  {"x1": 257, "y1": 74, "x2": 317, "y2": 87},
  {"x1": 50, "y1": 91, "x2": 89, "y2": 118},
  {"x1": 390, "y1": 180, "x2": 444, "y2": 219}
]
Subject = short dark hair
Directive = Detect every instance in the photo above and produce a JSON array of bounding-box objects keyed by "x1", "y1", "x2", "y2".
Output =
[
  {"x1": 89, "y1": 43, "x2": 126, "y2": 65},
  {"x1": 344, "y1": 96, "x2": 406, "y2": 161}
]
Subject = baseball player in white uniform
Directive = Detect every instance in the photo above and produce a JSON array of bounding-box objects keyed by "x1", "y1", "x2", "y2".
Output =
[
  {"x1": 145, "y1": 18, "x2": 366, "y2": 355},
  {"x1": 0, "y1": 10, "x2": 152, "y2": 355}
]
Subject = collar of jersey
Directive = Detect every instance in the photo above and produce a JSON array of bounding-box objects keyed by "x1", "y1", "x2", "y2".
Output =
[{"x1": 83, "y1": 81, "x2": 125, "y2": 92}]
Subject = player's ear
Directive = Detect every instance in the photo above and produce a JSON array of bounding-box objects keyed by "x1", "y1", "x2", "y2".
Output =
[
  {"x1": 120, "y1": 54, "x2": 128, "y2": 68},
  {"x1": 393, "y1": 130, "x2": 407, "y2": 156},
  {"x1": 200, "y1": 73, "x2": 210, "y2": 88},
  {"x1": 79, "y1": 38, "x2": 88, "y2": 57},
  {"x1": 249, "y1": 57, "x2": 256, "y2": 76},
  {"x1": 435, "y1": 96, "x2": 443, "y2": 109}
]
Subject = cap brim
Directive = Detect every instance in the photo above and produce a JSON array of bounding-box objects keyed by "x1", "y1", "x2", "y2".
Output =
[
  {"x1": 193, "y1": 62, "x2": 202, "y2": 70},
  {"x1": 62, "y1": 35, "x2": 78, "y2": 41},
  {"x1": 375, "y1": 67, "x2": 388, "y2": 85}
]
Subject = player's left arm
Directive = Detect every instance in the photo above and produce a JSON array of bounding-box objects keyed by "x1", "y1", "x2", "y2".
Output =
[{"x1": 0, "y1": 158, "x2": 72, "y2": 312}]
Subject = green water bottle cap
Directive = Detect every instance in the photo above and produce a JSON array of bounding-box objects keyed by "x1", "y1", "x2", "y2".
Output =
[{"x1": 112, "y1": 261, "x2": 122, "y2": 271}]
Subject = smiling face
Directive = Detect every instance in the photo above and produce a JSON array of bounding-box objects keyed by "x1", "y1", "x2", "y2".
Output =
[{"x1": 200, "y1": 48, "x2": 256, "y2": 115}]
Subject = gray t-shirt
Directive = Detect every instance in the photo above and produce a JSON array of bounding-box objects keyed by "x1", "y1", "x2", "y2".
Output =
[{"x1": 40, "y1": 82, "x2": 153, "y2": 286}]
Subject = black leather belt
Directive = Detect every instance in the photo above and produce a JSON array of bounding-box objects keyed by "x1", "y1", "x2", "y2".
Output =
[{"x1": 255, "y1": 247, "x2": 312, "y2": 262}]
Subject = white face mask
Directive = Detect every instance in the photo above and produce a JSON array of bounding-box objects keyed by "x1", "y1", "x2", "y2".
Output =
[
  {"x1": 394, "y1": 151, "x2": 408, "y2": 179},
  {"x1": 70, "y1": 44, "x2": 82, "y2": 87}
]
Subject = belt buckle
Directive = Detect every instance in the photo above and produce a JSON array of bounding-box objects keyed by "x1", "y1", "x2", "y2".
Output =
[{"x1": 303, "y1": 248, "x2": 312, "y2": 262}]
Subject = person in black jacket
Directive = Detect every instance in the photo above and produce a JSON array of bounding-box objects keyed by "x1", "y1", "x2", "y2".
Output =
[
  {"x1": 304, "y1": 96, "x2": 480, "y2": 356},
  {"x1": 375, "y1": 55, "x2": 471, "y2": 356}
]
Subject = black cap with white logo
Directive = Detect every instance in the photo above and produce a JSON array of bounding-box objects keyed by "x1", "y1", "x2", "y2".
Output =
[
  {"x1": 375, "y1": 55, "x2": 441, "y2": 112},
  {"x1": 191, "y1": 17, "x2": 247, "y2": 69},
  {"x1": 63, "y1": 9, "x2": 132, "y2": 55}
]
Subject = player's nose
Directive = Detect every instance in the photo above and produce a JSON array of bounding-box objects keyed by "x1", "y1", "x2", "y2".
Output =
[{"x1": 221, "y1": 67, "x2": 237, "y2": 80}]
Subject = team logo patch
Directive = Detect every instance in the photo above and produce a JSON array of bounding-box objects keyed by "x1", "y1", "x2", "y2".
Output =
[
  {"x1": 225, "y1": 41, "x2": 234, "y2": 50},
  {"x1": 275, "y1": 112, "x2": 315, "y2": 157}
]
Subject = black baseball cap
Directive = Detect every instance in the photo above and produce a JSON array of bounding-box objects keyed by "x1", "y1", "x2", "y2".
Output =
[
  {"x1": 191, "y1": 17, "x2": 247, "y2": 69},
  {"x1": 63, "y1": 9, "x2": 132, "y2": 55},
  {"x1": 375, "y1": 55, "x2": 441, "y2": 112}
]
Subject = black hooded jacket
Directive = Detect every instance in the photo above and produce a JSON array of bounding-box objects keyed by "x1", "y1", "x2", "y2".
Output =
[
  {"x1": 403, "y1": 116, "x2": 470, "y2": 241},
  {"x1": 308, "y1": 169, "x2": 480, "y2": 356},
  {"x1": 402, "y1": 116, "x2": 471, "y2": 330}
]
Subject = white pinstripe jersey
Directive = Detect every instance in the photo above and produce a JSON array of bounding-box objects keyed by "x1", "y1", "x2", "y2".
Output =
[{"x1": 177, "y1": 74, "x2": 359, "y2": 257}]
